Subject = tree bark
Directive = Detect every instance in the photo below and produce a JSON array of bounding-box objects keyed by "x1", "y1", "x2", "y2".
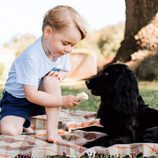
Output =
[{"x1": 111, "y1": 0, "x2": 158, "y2": 80}]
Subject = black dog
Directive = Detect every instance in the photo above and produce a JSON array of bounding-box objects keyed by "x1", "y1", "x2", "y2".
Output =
[{"x1": 82, "y1": 63, "x2": 158, "y2": 148}]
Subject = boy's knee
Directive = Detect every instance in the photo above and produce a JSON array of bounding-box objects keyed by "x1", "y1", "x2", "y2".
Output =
[
  {"x1": 1, "y1": 124, "x2": 22, "y2": 136},
  {"x1": 41, "y1": 76, "x2": 61, "y2": 93}
]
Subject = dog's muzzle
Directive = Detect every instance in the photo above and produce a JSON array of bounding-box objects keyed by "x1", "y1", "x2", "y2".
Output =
[{"x1": 85, "y1": 80, "x2": 91, "y2": 89}]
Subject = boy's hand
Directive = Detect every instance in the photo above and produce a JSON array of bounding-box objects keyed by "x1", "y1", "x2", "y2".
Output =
[
  {"x1": 62, "y1": 95, "x2": 80, "y2": 108},
  {"x1": 47, "y1": 71, "x2": 63, "y2": 81}
]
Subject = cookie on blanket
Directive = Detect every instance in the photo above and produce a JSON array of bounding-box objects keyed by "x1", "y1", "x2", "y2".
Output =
[{"x1": 76, "y1": 92, "x2": 89, "y2": 101}]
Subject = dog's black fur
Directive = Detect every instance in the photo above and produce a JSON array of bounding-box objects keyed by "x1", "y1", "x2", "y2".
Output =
[{"x1": 82, "y1": 63, "x2": 158, "y2": 148}]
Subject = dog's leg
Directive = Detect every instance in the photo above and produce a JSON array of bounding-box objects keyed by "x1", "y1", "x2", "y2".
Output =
[
  {"x1": 83, "y1": 135, "x2": 133, "y2": 148},
  {"x1": 74, "y1": 126, "x2": 105, "y2": 132},
  {"x1": 137, "y1": 107, "x2": 158, "y2": 131},
  {"x1": 83, "y1": 135, "x2": 112, "y2": 148},
  {"x1": 139, "y1": 126, "x2": 158, "y2": 143}
]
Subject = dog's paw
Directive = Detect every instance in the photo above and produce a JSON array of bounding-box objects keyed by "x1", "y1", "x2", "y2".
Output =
[
  {"x1": 76, "y1": 92, "x2": 89, "y2": 101},
  {"x1": 83, "y1": 136, "x2": 112, "y2": 148}
]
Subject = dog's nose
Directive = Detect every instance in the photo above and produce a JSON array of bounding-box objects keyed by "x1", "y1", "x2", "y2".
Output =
[
  {"x1": 86, "y1": 80, "x2": 93, "y2": 89},
  {"x1": 85, "y1": 80, "x2": 90, "y2": 85}
]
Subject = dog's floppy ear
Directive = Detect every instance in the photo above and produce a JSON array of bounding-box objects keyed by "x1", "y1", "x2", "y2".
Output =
[{"x1": 113, "y1": 70, "x2": 139, "y2": 114}]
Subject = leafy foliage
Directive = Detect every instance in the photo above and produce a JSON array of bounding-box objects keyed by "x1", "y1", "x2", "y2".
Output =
[
  {"x1": 3, "y1": 34, "x2": 36, "y2": 57},
  {"x1": 0, "y1": 63, "x2": 5, "y2": 79},
  {"x1": 77, "y1": 23, "x2": 124, "y2": 59}
]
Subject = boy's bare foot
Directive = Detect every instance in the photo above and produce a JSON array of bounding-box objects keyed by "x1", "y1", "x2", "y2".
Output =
[
  {"x1": 22, "y1": 127, "x2": 36, "y2": 135},
  {"x1": 47, "y1": 133, "x2": 62, "y2": 143},
  {"x1": 23, "y1": 127, "x2": 34, "y2": 133}
]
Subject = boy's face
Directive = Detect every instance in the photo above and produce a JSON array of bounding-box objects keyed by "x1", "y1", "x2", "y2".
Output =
[{"x1": 43, "y1": 26, "x2": 81, "y2": 59}]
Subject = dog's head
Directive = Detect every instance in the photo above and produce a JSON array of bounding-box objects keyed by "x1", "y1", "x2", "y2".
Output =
[{"x1": 86, "y1": 63, "x2": 140, "y2": 114}]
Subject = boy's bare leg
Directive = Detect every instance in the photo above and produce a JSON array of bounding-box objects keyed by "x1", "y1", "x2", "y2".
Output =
[
  {"x1": 40, "y1": 76, "x2": 62, "y2": 142},
  {"x1": 45, "y1": 106, "x2": 62, "y2": 142},
  {"x1": 0, "y1": 116, "x2": 25, "y2": 135}
]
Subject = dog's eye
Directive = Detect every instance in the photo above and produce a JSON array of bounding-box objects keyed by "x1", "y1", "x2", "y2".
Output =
[{"x1": 103, "y1": 72, "x2": 108, "y2": 77}]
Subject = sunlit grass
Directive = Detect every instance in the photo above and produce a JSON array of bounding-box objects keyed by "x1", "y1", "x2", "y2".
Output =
[
  {"x1": 139, "y1": 81, "x2": 158, "y2": 109},
  {"x1": 61, "y1": 80, "x2": 100, "y2": 111}
]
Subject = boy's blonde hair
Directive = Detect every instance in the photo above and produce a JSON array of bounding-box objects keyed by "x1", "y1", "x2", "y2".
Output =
[{"x1": 42, "y1": 5, "x2": 87, "y2": 40}]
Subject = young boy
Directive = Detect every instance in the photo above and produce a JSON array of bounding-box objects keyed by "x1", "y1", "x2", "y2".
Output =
[{"x1": 0, "y1": 5, "x2": 87, "y2": 142}]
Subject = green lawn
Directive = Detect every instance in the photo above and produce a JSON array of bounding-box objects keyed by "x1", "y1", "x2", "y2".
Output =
[
  {"x1": 0, "y1": 81, "x2": 158, "y2": 112},
  {"x1": 139, "y1": 81, "x2": 158, "y2": 109}
]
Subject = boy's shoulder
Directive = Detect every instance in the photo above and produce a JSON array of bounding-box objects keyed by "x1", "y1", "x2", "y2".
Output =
[
  {"x1": 26, "y1": 38, "x2": 41, "y2": 53},
  {"x1": 19, "y1": 38, "x2": 42, "y2": 59}
]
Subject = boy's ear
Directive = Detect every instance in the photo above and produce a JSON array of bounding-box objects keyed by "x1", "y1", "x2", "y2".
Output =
[{"x1": 43, "y1": 26, "x2": 53, "y2": 38}]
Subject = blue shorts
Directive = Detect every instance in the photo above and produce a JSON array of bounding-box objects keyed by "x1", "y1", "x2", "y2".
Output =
[{"x1": 0, "y1": 91, "x2": 45, "y2": 128}]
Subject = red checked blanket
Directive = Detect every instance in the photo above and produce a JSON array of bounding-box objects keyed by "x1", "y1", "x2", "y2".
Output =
[{"x1": 0, "y1": 109, "x2": 158, "y2": 158}]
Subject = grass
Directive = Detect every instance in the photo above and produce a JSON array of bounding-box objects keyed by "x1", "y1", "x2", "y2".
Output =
[
  {"x1": 0, "y1": 81, "x2": 158, "y2": 111},
  {"x1": 139, "y1": 81, "x2": 158, "y2": 109},
  {"x1": 61, "y1": 84, "x2": 100, "y2": 112}
]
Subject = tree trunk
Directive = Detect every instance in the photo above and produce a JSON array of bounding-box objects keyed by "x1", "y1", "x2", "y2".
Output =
[{"x1": 111, "y1": 0, "x2": 158, "y2": 80}]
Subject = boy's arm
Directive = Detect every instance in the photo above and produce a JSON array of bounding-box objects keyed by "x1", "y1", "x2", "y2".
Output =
[
  {"x1": 24, "y1": 83, "x2": 80, "y2": 107},
  {"x1": 24, "y1": 84, "x2": 63, "y2": 107}
]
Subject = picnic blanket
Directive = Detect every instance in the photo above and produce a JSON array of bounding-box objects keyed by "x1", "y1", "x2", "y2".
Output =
[{"x1": 0, "y1": 109, "x2": 158, "y2": 158}]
